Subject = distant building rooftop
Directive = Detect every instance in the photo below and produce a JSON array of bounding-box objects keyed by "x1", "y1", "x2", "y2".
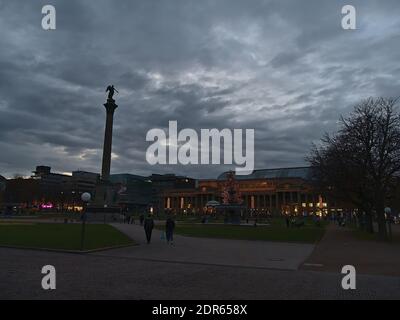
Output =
[
  {"x1": 109, "y1": 174, "x2": 148, "y2": 184},
  {"x1": 217, "y1": 167, "x2": 312, "y2": 180}
]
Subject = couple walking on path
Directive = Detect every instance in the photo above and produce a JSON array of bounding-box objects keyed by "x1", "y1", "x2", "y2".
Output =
[{"x1": 143, "y1": 215, "x2": 175, "y2": 245}]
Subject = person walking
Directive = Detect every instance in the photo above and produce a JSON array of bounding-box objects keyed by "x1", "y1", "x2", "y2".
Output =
[
  {"x1": 140, "y1": 213, "x2": 145, "y2": 226},
  {"x1": 165, "y1": 216, "x2": 176, "y2": 245},
  {"x1": 144, "y1": 214, "x2": 154, "y2": 244}
]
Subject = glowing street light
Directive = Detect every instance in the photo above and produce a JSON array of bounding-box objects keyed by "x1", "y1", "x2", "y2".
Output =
[{"x1": 80, "y1": 192, "x2": 91, "y2": 251}]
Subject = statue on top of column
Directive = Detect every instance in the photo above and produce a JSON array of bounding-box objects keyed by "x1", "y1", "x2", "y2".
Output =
[{"x1": 106, "y1": 85, "x2": 119, "y2": 101}]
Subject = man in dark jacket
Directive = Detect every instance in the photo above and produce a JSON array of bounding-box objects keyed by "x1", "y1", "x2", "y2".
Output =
[
  {"x1": 165, "y1": 217, "x2": 176, "y2": 245},
  {"x1": 144, "y1": 215, "x2": 154, "y2": 244}
]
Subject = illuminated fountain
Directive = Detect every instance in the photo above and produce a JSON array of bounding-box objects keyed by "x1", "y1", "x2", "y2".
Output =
[{"x1": 219, "y1": 171, "x2": 244, "y2": 224}]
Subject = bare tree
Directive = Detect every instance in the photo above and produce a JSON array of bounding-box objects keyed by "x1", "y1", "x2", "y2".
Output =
[{"x1": 308, "y1": 98, "x2": 400, "y2": 240}]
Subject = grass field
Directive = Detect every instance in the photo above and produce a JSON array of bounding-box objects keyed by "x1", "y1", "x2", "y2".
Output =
[
  {"x1": 157, "y1": 221, "x2": 326, "y2": 243},
  {"x1": 0, "y1": 223, "x2": 134, "y2": 251}
]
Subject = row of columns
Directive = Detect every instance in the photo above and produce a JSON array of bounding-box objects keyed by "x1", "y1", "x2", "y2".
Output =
[
  {"x1": 165, "y1": 192, "x2": 322, "y2": 211},
  {"x1": 165, "y1": 194, "x2": 216, "y2": 210}
]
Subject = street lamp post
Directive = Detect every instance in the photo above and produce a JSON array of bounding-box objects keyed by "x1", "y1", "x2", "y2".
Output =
[
  {"x1": 60, "y1": 191, "x2": 64, "y2": 214},
  {"x1": 80, "y1": 192, "x2": 91, "y2": 251}
]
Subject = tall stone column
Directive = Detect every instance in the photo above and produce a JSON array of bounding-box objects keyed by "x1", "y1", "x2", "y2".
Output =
[{"x1": 101, "y1": 99, "x2": 118, "y2": 181}]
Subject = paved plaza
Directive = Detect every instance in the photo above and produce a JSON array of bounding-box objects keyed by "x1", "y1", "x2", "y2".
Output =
[
  {"x1": 0, "y1": 246, "x2": 399, "y2": 300},
  {"x1": 0, "y1": 222, "x2": 399, "y2": 299},
  {"x1": 102, "y1": 223, "x2": 315, "y2": 270},
  {"x1": 302, "y1": 224, "x2": 400, "y2": 277}
]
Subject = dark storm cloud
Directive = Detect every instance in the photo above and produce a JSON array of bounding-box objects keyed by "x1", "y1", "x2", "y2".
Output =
[{"x1": 0, "y1": 0, "x2": 400, "y2": 178}]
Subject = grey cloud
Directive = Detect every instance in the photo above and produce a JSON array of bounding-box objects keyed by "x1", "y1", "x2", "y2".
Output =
[{"x1": 0, "y1": 0, "x2": 399, "y2": 179}]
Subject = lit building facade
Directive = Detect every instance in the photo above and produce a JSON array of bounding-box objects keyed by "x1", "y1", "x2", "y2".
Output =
[
  {"x1": 162, "y1": 167, "x2": 340, "y2": 216},
  {"x1": 108, "y1": 173, "x2": 196, "y2": 214},
  {"x1": 2, "y1": 166, "x2": 398, "y2": 216},
  {"x1": 3, "y1": 166, "x2": 100, "y2": 212}
]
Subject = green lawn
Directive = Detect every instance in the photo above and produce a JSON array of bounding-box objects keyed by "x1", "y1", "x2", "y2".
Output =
[
  {"x1": 0, "y1": 223, "x2": 134, "y2": 251},
  {"x1": 157, "y1": 222, "x2": 326, "y2": 243}
]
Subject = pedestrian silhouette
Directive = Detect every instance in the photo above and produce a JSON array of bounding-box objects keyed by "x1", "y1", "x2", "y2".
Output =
[
  {"x1": 144, "y1": 215, "x2": 154, "y2": 244},
  {"x1": 165, "y1": 216, "x2": 176, "y2": 245}
]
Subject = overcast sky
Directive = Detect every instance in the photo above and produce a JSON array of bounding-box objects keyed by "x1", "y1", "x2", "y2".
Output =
[{"x1": 0, "y1": 0, "x2": 399, "y2": 179}]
